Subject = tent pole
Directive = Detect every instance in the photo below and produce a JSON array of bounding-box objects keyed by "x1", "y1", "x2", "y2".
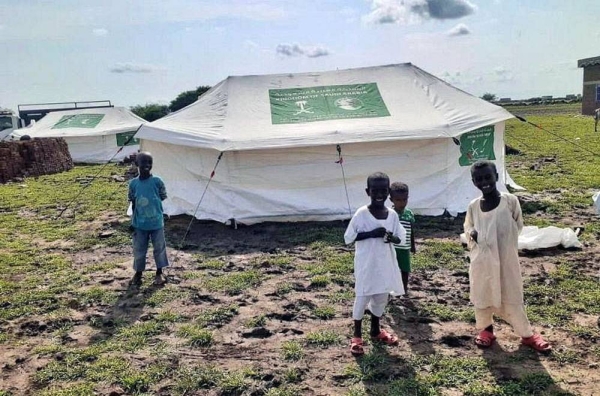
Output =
[
  {"x1": 182, "y1": 151, "x2": 224, "y2": 242},
  {"x1": 336, "y1": 144, "x2": 352, "y2": 218}
]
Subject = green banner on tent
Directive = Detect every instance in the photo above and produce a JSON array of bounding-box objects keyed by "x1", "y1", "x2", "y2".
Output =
[
  {"x1": 116, "y1": 131, "x2": 139, "y2": 147},
  {"x1": 52, "y1": 114, "x2": 105, "y2": 129},
  {"x1": 269, "y1": 83, "x2": 390, "y2": 125},
  {"x1": 458, "y1": 126, "x2": 496, "y2": 166}
]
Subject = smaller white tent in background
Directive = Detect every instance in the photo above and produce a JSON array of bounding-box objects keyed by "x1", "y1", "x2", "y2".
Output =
[{"x1": 11, "y1": 107, "x2": 145, "y2": 163}]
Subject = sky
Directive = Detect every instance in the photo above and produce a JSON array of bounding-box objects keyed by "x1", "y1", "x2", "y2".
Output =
[{"x1": 0, "y1": 0, "x2": 598, "y2": 111}]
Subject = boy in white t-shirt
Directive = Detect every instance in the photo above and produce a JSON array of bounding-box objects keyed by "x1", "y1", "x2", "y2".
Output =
[{"x1": 344, "y1": 172, "x2": 406, "y2": 356}]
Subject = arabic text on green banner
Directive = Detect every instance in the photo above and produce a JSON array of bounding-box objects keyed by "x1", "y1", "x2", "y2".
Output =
[{"x1": 269, "y1": 83, "x2": 390, "y2": 125}]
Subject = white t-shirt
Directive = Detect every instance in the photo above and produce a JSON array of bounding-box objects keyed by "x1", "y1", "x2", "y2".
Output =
[{"x1": 344, "y1": 205, "x2": 406, "y2": 296}]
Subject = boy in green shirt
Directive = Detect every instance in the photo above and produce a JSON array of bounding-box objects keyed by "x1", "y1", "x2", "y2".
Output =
[{"x1": 390, "y1": 182, "x2": 416, "y2": 294}]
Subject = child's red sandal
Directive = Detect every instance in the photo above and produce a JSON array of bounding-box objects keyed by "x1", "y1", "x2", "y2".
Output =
[
  {"x1": 350, "y1": 337, "x2": 364, "y2": 356},
  {"x1": 371, "y1": 329, "x2": 398, "y2": 346},
  {"x1": 475, "y1": 330, "x2": 496, "y2": 348},
  {"x1": 522, "y1": 333, "x2": 552, "y2": 353}
]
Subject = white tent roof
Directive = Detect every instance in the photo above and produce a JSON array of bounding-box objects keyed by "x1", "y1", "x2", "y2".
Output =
[
  {"x1": 12, "y1": 106, "x2": 146, "y2": 138},
  {"x1": 136, "y1": 63, "x2": 513, "y2": 151}
]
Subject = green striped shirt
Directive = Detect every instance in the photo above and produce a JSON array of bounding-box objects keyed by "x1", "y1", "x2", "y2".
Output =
[{"x1": 393, "y1": 207, "x2": 414, "y2": 250}]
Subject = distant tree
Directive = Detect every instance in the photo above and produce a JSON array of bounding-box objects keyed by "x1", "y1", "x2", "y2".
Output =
[
  {"x1": 169, "y1": 86, "x2": 211, "y2": 112},
  {"x1": 130, "y1": 104, "x2": 170, "y2": 122},
  {"x1": 481, "y1": 93, "x2": 497, "y2": 102}
]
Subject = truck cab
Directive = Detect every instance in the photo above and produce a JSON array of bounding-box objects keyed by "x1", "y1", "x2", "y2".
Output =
[{"x1": 0, "y1": 109, "x2": 23, "y2": 141}]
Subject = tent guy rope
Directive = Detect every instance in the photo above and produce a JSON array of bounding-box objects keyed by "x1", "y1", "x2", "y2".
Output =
[{"x1": 515, "y1": 114, "x2": 600, "y2": 158}]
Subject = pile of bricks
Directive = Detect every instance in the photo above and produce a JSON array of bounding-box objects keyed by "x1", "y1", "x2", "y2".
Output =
[{"x1": 0, "y1": 138, "x2": 73, "y2": 183}]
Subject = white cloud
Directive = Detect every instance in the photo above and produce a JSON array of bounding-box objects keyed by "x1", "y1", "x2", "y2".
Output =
[
  {"x1": 493, "y1": 66, "x2": 514, "y2": 82},
  {"x1": 92, "y1": 28, "x2": 108, "y2": 37},
  {"x1": 447, "y1": 23, "x2": 471, "y2": 36},
  {"x1": 276, "y1": 43, "x2": 330, "y2": 58},
  {"x1": 0, "y1": 1, "x2": 287, "y2": 41},
  {"x1": 340, "y1": 7, "x2": 359, "y2": 23},
  {"x1": 109, "y1": 63, "x2": 163, "y2": 74},
  {"x1": 244, "y1": 39, "x2": 259, "y2": 49},
  {"x1": 363, "y1": 0, "x2": 477, "y2": 25}
]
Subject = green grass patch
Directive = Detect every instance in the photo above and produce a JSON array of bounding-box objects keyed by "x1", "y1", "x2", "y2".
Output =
[
  {"x1": 264, "y1": 386, "x2": 301, "y2": 396},
  {"x1": 309, "y1": 274, "x2": 331, "y2": 288},
  {"x1": 313, "y1": 305, "x2": 336, "y2": 320},
  {"x1": 275, "y1": 282, "x2": 293, "y2": 296},
  {"x1": 146, "y1": 285, "x2": 190, "y2": 307},
  {"x1": 203, "y1": 270, "x2": 264, "y2": 295},
  {"x1": 39, "y1": 383, "x2": 96, "y2": 396},
  {"x1": 280, "y1": 340, "x2": 304, "y2": 361},
  {"x1": 195, "y1": 256, "x2": 226, "y2": 270},
  {"x1": 77, "y1": 287, "x2": 118, "y2": 306},
  {"x1": 196, "y1": 304, "x2": 239, "y2": 328},
  {"x1": 255, "y1": 254, "x2": 295, "y2": 269},
  {"x1": 305, "y1": 329, "x2": 341, "y2": 348},
  {"x1": 177, "y1": 325, "x2": 213, "y2": 348},
  {"x1": 412, "y1": 241, "x2": 467, "y2": 271},
  {"x1": 525, "y1": 262, "x2": 600, "y2": 327},
  {"x1": 174, "y1": 365, "x2": 224, "y2": 395},
  {"x1": 245, "y1": 314, "x2": 267, "y2": 328},
  {"x1": 415, "y1": 302, "x2": 475, "y2": 323}
]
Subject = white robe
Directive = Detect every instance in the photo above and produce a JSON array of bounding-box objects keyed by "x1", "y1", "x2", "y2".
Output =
[
  {"x1": 344, "y1": 206, "x2": 406, "y2": 297},
  {"x1": 464, "y1": 192, "x2": 524, "y2": 309}
]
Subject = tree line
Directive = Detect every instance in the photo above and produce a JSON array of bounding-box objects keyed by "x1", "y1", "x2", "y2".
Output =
[{"x1": 131, "y1": 86, "x2": 211, "y2": 121}]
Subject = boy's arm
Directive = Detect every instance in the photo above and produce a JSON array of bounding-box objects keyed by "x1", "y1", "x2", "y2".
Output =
[
  {"x1": 128, "y1": 182, "x2": 136, "y2": 212},
  {"x1": 385, "y1": 212, "x2": 404, "y2": 245},
  {"x1": 355, "y1": 228, "x2": 386, "y2": 241},
  {"x1": 464, "y1": 204, "x2": 477, "y2": 242},
  {"x1": 158, "y1": 179, "x2": 167, "y2": 201},
  {"x1": 344, "y1": 212, "x2": 386, "y2": 244},
  {"x1": 411, "y1": 221, "x2": 416, "y2": 253},
  {"x1": 511, "y1": 195, "x2": 524, "y2": 233}
]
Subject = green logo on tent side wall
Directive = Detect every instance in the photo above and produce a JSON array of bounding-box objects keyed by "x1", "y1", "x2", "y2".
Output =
[
  {"x1": 269, "y1": 83, "x2": 390, "y2": 124},
  {"x1": 458, "y1": 126, "x2": 496, "y2": 166},
  {"x1": 52, "y1": 114, "x2": 105, "y2": 129},
  {"x1": 116, "y1": 131, "x2": 139, "y2": 147}
]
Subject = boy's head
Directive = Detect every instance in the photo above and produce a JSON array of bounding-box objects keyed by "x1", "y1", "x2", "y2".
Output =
[
  {"x1": 136, "y1": 152, "x2": 153, "y2": 179},
  {"x1": 390, "y1": 182, "x2": 409, "y2": 212},
  {"x1": 470, "y1": 160, "x2": 498, "y2": 195},
  {"x1": 366, "y1": 172, "x2": 390, "y2": 208}
]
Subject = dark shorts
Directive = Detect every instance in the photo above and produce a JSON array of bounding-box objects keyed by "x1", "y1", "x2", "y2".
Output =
[{"x1": 395, "y1": 248, "x2": 411, "y2": 273}]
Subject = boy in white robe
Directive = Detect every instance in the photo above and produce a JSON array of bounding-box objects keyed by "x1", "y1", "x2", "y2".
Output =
[
  {"x1": 464, "y1": 161, "x2": 551, "y2": 352},
  {"x1": 344, "y1": 172, "x2": 406, "y2": 356}
]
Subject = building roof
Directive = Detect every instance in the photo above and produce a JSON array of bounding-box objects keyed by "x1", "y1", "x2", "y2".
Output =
[{"x1": 578, "y1": 56, "x2": 600, "y2": 68}]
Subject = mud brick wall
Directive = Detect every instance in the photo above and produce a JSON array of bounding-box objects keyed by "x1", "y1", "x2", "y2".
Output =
[{"x1": 0, "y1": 138, "x2": 73, "y2": 183}]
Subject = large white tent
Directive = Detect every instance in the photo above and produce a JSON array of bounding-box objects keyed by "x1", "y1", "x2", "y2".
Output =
[
  {"x1": 11, "y1": 107, "x2": 144, "y2": 163},
  {"x1": 136, "y1": 63, "x2": 515, "y2": 224}
]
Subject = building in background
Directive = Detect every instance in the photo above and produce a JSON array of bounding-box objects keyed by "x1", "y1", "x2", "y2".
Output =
[{"x1": 578, "y1": 56, "x2": 600, "y2": 115}]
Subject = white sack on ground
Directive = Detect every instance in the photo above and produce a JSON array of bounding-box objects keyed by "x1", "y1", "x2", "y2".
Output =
[
  {"x1": 461, "y1": 225, "x2": 582, "y2": 250},
  {"x1": 593, "y1": 191, "x2": 600, "y2": 215}
]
